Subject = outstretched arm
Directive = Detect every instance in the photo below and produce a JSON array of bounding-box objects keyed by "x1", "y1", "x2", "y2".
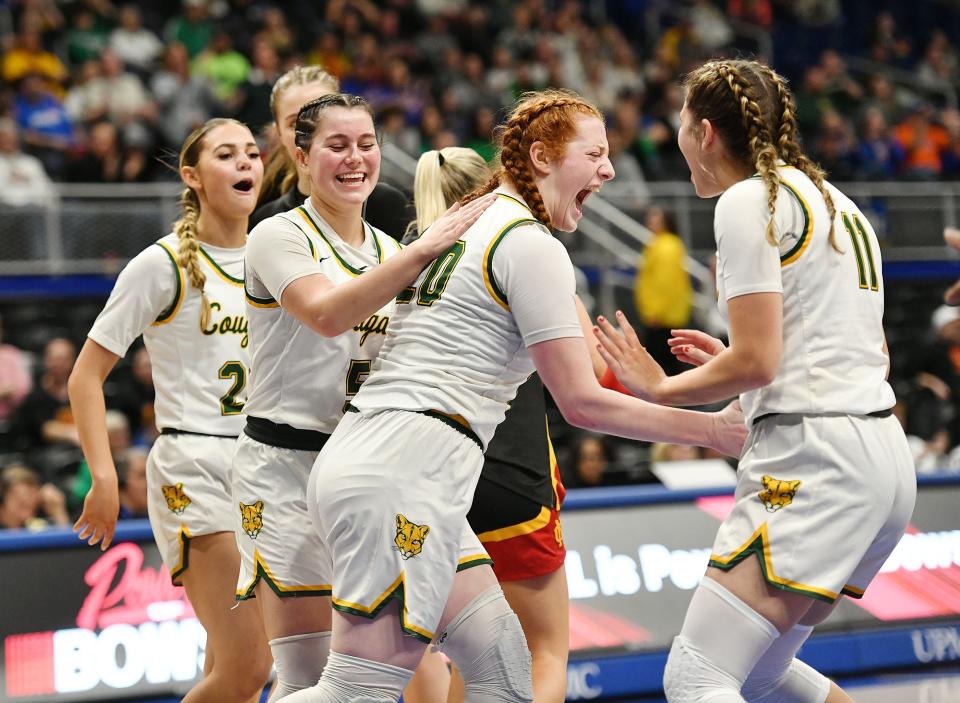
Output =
[
  {"x1": 278, "y1": 195, "x2": 495, "y2": 336},
  {"x1": 528, "y1": 335, "x2": 746, "y2": 458},
  {"x1": 595, "y1": 292, "x2": 783, "y2": 406}
]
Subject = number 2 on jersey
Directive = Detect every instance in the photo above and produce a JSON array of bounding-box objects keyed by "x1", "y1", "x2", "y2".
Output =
[
  {"x1": 841, "y1": 212, "x2": 878, "y2": 292},
  {"x1": 396, "y1": 241, "x2": 466, "y2": 306},
  {"x1": 218, "y1": 361, "x2": 247, "y2": 415}
]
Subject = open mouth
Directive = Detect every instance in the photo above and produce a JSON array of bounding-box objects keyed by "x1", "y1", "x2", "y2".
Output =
[
  {"x1": 336, "y1": 172, "x2": 366, "y2": 185},
  {"x1": 233, "y1": 178, "x2": 254, "y2": 193},
  {"x1": 575, "y1": 187, "x2": 597, "y2": 214}
]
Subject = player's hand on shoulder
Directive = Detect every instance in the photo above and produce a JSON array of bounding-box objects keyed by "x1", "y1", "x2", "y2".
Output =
[
  {"x1": 668, "y1": 329, "x2": 726, "y2": 367},
  {"x1": 410, "y1": 193, "x2": 496, "y2": 260},
  {"x1": 594, "y1": 310, "x2": 667, "y2": 402}
]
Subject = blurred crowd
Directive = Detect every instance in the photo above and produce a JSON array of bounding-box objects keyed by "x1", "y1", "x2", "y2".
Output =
[{"x1": 0, "y1": 0, "x2": 958, "y2": 203}]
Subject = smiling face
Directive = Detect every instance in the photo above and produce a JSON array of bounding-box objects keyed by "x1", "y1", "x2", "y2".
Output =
[
  {"x1": 183, "y1": 122, "x2": 263, "y2": 218},
  {"x1": 297, "y1": 106, "x2": 380, "y2": 208},
  {"x1": 536, "y1": 115, "x2": 615, "y2": 232}
]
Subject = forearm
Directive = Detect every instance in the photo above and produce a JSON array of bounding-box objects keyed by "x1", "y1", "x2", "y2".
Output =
[
  {"x1": 67, "y1": 373, "x2": 118, "y2": 486},
  {"x1": 563, "y1": 386, "x2": 717, "y2": 447},
  {"x1": 655, "y1": 347, "x2": 772, "y2": 406},
  {"x1": 302, "y1": 244, "x2": 433, "y2": 336}
]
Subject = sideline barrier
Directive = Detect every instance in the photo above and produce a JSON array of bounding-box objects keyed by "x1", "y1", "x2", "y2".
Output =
[{"x1": 2, "y1": 477, "x2": 959, "y2": 701}]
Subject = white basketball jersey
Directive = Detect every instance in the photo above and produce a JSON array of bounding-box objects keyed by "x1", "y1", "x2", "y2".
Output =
[
  {"x1": 714, "y1": 167, "x2": 895, "y2": 424},
  {"x1": 89, "y1": 233, "x2": 250, "y2": 435},
  {"x1": 353, "y1": 190, "x2": 581, "y2": 449},
  {"x1": 243, "y1": 203, "x2": 402, "y2": 433}
]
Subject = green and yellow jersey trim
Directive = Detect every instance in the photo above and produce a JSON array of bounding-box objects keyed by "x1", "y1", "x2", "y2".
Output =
[
  {"x1": 199, "y1": 247, "x2": 244, "y2": 287},
  {"x1": 330, "y1": 572, "x2": 434, "y2": 643},
  {"x1": 169, "y1": 526, "x2": 192, "y2": 586},
  {"x1": 456, "y1": 554, "x2": 494, "y2": 572},
  {"x1": 153, "y1": 241, "x2": 185, "y2": 325},
  {"x1": 245, "y1": 289, "x2": 280, "y2": 308},
  {"x1": 779, "y1": 181, "x2": 813, "y2": 266},
  {"x1": 708, "y1": 523, "x2": 840, "y2": 603},
  {"x1": 296, "y1": 207, "x2": 383, "y2": 277},
  {"x1": 235, "y1": 549, "x2": 333, "y2": 600},
  {"x1": 482, "y1": 217, "x2": 539, "y2": 311}
]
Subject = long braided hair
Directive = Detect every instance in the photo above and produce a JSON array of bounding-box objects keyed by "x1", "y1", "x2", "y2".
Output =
[
  {"x1": 461, "y1": 89, "x2": 603, "y2": 228},
  {"x1": 175, "y1": 117, "x2": 244, "y2": 330},
  {"x1": 683, "y1": 59, "x2": 838, "y2": 251}
]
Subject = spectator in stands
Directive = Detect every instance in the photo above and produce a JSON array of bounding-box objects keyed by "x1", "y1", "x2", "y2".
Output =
[
  {"x1": 0, "y1": 464, "x2": 69, "y2": 530},
  {"x1": 117, "y1": 447, "x2": 149, "y2": 519},
  {"x1": 65, "y1": 58, "x2": 108, "y2": 126},
  {"x1": 634, "y1": 207, "x2": 692, "y2": 375},
  {"x1": 97, "y1": 49, "x2": 157, "y2": 146},
  {"x1": 566, "y1": 434, "x2": 614, "y2": 488},
  {"x1": 254, "y1": 6, "x2": 295, "y2": 57},
  {"x1": 894, "y1": 103, "x2": 950, "y2": 179},
  {"x1": 0, "y1": 117, "x2": 56, "y2": 209},
  {"x1": 233, "y1": 38, "x2": 281, "y2": 137},
  {"x1": 192, "y1": 28, "x2": 251, "y2": 105},
  {"x1": 1, "y1": 26, "x2": 68, "y2": 94},
  {"x1": 65, "y1": 120, "x2": 145, "y2": 183},
  {"x1": 0, "y1": 118, "x2": 56, "y2": 260},
  {"x1": 0, "y1": 313, "x2": 32, "y2": 427},
  {"x1": 913, "y1": 304, "x2": 960, "y2": 447},
  {"x1": 794, "y1": 66, "x2": 831, "y2": 137},
  {"x1": 867, "y1": 10, "x2": 912, "y2": 67},
  {"x1": 857, "y1": 107, "x2": 904, "y2": 180},
  {"x1": 12, "y1": 73, "x2": 74, "y2": 176},
  {"x1": 10, "y1": 337, "x2": 78, "y2": 454},
  {"x1": 164, "y1": 0, "x2": 213, "y2": 59},
  {"x1": 305, "y1": 29, "x2": 351, "y2": 80},
  {"x1": 65, "y1": 8, "x2": 109, "y2": 66},
  {"x1": 109, "y1": 5, "x2": 164, "y2": 74},
  {"x1": 815, "y1": 109, "x2": 858, "y2": 181},
  {"x1": 150, "y1": 42, "x2": 220, "y2": 149}
]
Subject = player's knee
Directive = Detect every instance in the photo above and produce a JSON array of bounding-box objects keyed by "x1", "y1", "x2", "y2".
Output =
[
  {"x1": 662, "y1": 635, "x2": 742, "y2": 703},
  {"x1": 268, "y1": 631, "x2": 332, "y2": 701},
  {"x1": 434, "y1": 585, "x2": 533, "y2": 702},
  {"x1": 740, "y1": 658, "x2": 830, "y2": 703}
]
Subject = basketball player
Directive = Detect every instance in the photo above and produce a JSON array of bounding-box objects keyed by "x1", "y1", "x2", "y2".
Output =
[
  {"x1": 69, "y1": 119, "x2": 273, "y2": 702},
  {"x1": 594, "y1": 59, "x2": 916, "y2": 703},
  {"x1": 233, "y1": 94, "x2": 493, "y2": 700}
]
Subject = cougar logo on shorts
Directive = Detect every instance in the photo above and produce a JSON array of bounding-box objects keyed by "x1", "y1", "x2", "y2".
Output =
[
  {"x1": 394, "y1": 514, "x2": 430, "y2": 560},
  {"x1": 239, "y1": 500, "x2": 264, "y2": 539},
  {"x1": 161, "y1": 483, "x2": 191, "y2": 515},
  {"x1": 758, "y1": 475, "x2": 802, "y2": 513}
]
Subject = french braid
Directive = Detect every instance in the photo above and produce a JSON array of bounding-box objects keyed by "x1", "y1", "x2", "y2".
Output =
[
  {"x1": 175, "y1": 117, "x2": 244, "y2": 330},
  {"x1": 461, "y1": 89, "x2": 603, "y2": 228},
  {"x1": 762, "y1": 65, "x2": 839, "y2": 251}
]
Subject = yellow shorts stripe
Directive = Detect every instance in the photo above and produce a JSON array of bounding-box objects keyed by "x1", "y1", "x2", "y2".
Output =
[{"x1": 476, "y1": 506, "x2": 551, "y2": 543}]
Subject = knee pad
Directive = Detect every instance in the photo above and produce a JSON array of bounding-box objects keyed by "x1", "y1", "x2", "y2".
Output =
[
  {"x1": 280, "y1": 651, "x2": 412, "y2": 703},
  {"x1": 663, "y1": 578, "x2": 779, "y2": 703},
  {"x1": 434, "y1": 585, "x2": 533, "y2": 703},
  {"x1": 267, "y1": 631, "x2": 331, "y2": 701},
  {"x1": 742, "y1": 659, "x2": 830, "y2": 703}
]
